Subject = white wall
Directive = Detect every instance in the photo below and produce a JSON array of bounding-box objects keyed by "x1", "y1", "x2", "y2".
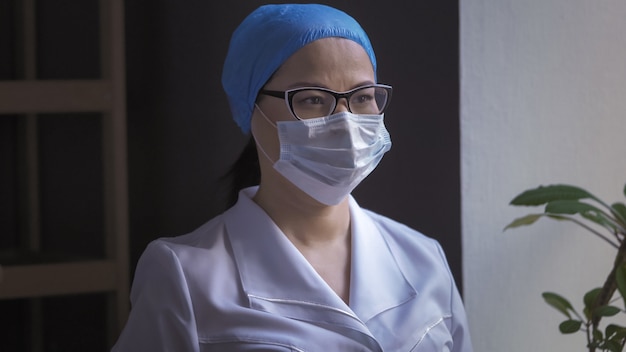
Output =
[{"x1": 461, "y1": 0, "x2": 626, "y2": 350}]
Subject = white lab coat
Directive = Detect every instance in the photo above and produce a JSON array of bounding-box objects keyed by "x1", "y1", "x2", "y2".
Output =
[{"x1": 113, "y1": 187, "x2": 473, "y2": 352}]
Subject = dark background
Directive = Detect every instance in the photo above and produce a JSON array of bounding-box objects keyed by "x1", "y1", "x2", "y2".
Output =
[{"x1": 0, "y1": 0, "x2": 460, "y2": 350}]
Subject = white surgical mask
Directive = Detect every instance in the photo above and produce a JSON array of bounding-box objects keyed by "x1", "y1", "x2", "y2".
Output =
[{"x1": 254, "y1": 105, "x2": 392, "y2": 205}]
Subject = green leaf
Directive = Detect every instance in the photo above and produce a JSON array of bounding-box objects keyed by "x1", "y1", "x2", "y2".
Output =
[
  {"x1": 543, "y1": 292, "x2": 574, "y2": 318},
  {"x1": 584, "y1": 288, "x2": 602, "y2": 320},
  {"x1": 593, "y1": 328, "x2": 604, "y2": 342},
  {"x1": 503, "y1": 214, "x2": 544, "y2": 231},
  {"x1": 510, "y1": 184, "x2": 594, "y2": 206},
  {"x1": 584, "y1": 288, "x2": 602, "y2": 311},
  {"x1": 612, "y1": 202, "x2": 626, "y2": 228},
  {"x1": 545, "y1": 200, "x2": 622, "y2": 232},
  {"x1": 545, "y1": 200, "x2": 600, "y2": 215},
  {"x1": 594, "y1": 305, "x2": 621, "y2": 318},
  {"x1": 580, "y1": 210, "x2": 618, "y2": 232},
  {"x1": 623, "y1": 183, "x2": 626, "y2": 198},
  {"x1": 606, "y1": 324, "x2": 626, "y2": 340},
  {"x1": 616, "y1": 264, "x2": 626, "y2": 310},
  {"x1": 602, "y1": 340, "x2": 623, "y2": 352},
  {"x1": 544, "y1": 200, "x2": 617, "y2": 228},
  {"x1": 559, "y1": 319, "x2": 582, "y2": 334}
]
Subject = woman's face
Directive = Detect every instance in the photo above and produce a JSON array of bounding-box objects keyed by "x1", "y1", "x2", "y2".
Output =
[{"x1": 251, "y1": 37, "x2": 376, "y2": 162}]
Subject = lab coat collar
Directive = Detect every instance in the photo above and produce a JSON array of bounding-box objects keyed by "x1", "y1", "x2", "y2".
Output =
[
  {"x1": 347, "y1": 196, "x2": 417, "y2": 323},
  {"x1": 224, "y1": 187, "x2": 416, "y2": 350}
]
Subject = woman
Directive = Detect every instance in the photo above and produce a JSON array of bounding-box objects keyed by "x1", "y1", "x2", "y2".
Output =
[{"x1": 113, "y1": 4, "x2": 472, "y2": 351}]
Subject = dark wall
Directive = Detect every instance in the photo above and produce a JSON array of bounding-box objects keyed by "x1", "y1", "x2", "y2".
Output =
[
  {"x1": 1, "y1": 1, "x2": 113, "y2": 350},
  {"x1": 0, "y1": 1, "x2": 458, "y2": 350},
  {"x1": 125, "y1": 1, "x2": 462, "y2": 288}
]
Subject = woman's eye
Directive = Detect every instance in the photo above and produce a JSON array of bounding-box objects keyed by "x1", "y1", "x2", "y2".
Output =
[
  {"x1": 304, "y1": 96, "x2": 324, "y2": 104},
  {"x1": 294, "y1": 92, "x2": 328, "y2": 106},
  {"x1": 353, "y1": 93, "x2": 374, "y2": 104}
]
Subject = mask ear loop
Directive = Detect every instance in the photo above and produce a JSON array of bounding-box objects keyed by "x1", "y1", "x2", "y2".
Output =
[
  {"x1": 254, "y1": 103, "x2": 277, "y2": 127},
  {"x1": 252, "y1": 104, "x2": 277, "y2": 163}
]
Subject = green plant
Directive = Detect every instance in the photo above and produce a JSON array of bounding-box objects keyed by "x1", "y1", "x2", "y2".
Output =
[{"x1": 505, "y1": 183, "x2": 626, "y2": 352}]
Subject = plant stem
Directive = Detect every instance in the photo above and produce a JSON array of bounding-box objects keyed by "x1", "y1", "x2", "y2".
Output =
[
  {"x1": 589, "y1": 238, "x2": 626, "y2": 352},
  {"x1": 586, "y1": 322, "x2": 593, "y2": 352}
]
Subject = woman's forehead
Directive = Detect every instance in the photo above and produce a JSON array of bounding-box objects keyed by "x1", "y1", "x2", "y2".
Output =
[{"x1": 268, "y1": 38, "x2": 375, "y2": 88}]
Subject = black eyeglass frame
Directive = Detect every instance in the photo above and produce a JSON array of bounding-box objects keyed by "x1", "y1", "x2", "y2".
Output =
[{"x1": 259, "y1": 84, "x2": 393, "y2": 120}]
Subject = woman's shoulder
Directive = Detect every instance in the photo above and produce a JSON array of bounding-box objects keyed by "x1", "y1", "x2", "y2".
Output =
[
  {"x1": 138, "y1": 213, "x2": 232, "y2": 269},
  {"x1": 154, "y1": 213, "x2": 228, "y2": 248},
  {"x1": 133, "y1": 213, "x2": 239, "y2": 289}
]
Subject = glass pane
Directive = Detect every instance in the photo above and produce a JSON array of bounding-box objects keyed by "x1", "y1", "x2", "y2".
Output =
[
  {"x1": 0, "y1": 116, "x2": 19, "y2": 250},
  {"x1": 0, "y1": 0, "x2": 17, "y2": 79},
  {"x1": 36, "y1": 0, "x2": 101, "y2": 79},
  {"x1": 38, "y1": 113, "x2": 105, "y2": 260}
]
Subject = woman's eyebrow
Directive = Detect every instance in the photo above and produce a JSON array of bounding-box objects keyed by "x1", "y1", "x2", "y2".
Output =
[
  {"x1": 350, "y1": 81, "x2": 376, "y2": 90},
  {"x1": 286, "y1": 80, "x2": 376, "y2": 91}
]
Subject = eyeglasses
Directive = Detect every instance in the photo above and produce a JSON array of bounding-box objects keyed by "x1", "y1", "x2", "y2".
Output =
[{"x1": 259, "y1": 84, "x2": 393, "y2": 120}]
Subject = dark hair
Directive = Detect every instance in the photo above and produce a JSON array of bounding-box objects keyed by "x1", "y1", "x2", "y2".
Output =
[{"x1": 223, "y1": 136, "x2": 261, "y2": 208}]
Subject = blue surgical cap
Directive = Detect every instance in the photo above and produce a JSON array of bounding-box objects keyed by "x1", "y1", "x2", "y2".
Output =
[{"x1": 222, "y1": 4, "x2": 377, "y2": 134}]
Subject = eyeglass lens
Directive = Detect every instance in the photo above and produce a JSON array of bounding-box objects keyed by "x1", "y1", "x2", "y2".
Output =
[{"x1": 291, "y1": 86, "x2": 389, "y2": 119}]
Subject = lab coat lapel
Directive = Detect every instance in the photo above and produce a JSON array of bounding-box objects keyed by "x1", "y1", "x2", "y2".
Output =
[
  {"x1": 223, "y1": 188, "x2": 381, "y2": 352},
  {"x1": 348, "y1": 197, "x2": 418, "y2": 323}
]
